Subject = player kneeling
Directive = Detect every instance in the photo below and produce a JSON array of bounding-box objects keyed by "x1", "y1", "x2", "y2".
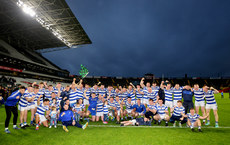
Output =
[
  {"x1": 153, "y1": 99, "x2": 170, "y2": 126},
  {"x1": 182, "y1": 108, "x2": 209, "y2": 132},
  {"x1": 35, "y1": 96, "x2": 50, "y2": 130}
]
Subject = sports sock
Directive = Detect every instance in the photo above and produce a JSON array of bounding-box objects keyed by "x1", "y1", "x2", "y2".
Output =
[
  {"x1": 24, "y1": 122, "x2": 27, "y2": 125},
  {"x1": 5, "y1": 128, "x2": 8, "y2": 131},
  {"x1": 207, "y1": 120, "x2": 210, "y2": 123},
  {"x1": 198, "y1": 126, "x2": 201, "y2": 129},
  {"x1": 13, "y1": 125, "x2": 17, "y2": 128},
  {"x1": 36, "y1": 124, "x2": 39, "y2": 127}
]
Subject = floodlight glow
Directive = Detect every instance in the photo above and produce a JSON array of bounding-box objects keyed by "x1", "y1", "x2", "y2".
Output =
[{"x1": 16, "y1": 0, "x2": 72, "y2": 47}]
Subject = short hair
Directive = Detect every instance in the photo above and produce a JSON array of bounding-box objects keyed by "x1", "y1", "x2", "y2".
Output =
[
  {"x1": 19, "y1": 86, "x2": 26, "y2": 90},
  {"x1": 127, "y1": 97, "x2": 131, "y2": 99},
  {"x1": 48, "y1": 85, "x2": 53, "y2": 87},
  {"x1": 39, "y1": 82, "x2": 44, "y2": 85},
  {"x1": 149, "y1": 99, "x2": 153, "y2": 102},
  {"x1": 34, "y1": 86, "x2": 39, "y2": 89},
  {"x1": 52, "y1": 98, "x2": 57, "y2": 101},
  {"x1": 190, "y1": 108, "x2": 195, "y2": 110},
  {"x1": 27, "y1": 84, "x2": 32, "y2": 88},
  {"x1": 51, "y1": 106, "x2": 56, "y2": 110},
  {"x1": 158, "y1": 98, "x2": 163, "y2": 101},
  {"x1": 44, "y1": 98, "x2": 50, "y2": 102},
  {"x1": 177, "y1": 100, "x2": 182, "y2": 103},
  {"x1": 116, "y1": 96, "x2": 119, "y2": 98},
  {"x1": 137, "y1": 98, "x2": 141, "y2": 101}
]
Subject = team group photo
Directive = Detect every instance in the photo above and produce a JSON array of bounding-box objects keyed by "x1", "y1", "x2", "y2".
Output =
[{"x1": 0, "y1": 0, "x2": 230, "y2": 145}]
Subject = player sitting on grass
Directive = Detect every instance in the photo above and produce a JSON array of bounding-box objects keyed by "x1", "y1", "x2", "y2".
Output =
[
  {"x1": 132, "y1": 99, "x2": 146, "y2": 118},
  {"x1": 120, "y1": 117, "x2": 151, "y2": 126},
  {"x1": 35, "y1": 95, "x2": 50, "y2": 130},
  {"x1": 153, "y1": 99, "x2": 170, "y2": 126},
  {"x1": 182, "y1": 108, "x2": 209, "y2": 132},
  {"x1": 60, "y1": 104, "x2": 88, "y2": 132},
  {"x1": 170, "y1": 100, "x2": 187, "y2": 127}
]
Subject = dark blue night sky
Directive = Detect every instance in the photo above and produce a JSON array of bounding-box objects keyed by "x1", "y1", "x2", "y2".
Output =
[{"x1": 42, "y1": 0, "x2": 230, "y2": 77}]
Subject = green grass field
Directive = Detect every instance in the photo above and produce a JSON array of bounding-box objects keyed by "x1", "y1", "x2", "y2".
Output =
[{"x1": 0, "y1": 93, "x2": 230, "y2": 145}]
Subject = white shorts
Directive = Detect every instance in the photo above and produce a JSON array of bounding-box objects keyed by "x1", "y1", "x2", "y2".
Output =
[
  {"x1": 18, "y1": 106, "x2": 28, "y2": 111},
  {"x1": 36, "y1": 114, "x2": 47, "y2": 122},
  {"x1": 195, "y1": 101, "x2": 205, "y2": 107},
  {"x1": 159, "y1": 114, "x2": 166, "y2": 120},
  {"x1": 206, "y1": 104, "x2": 218, "y2": 110},
  {"x1": 126, "y1": 109, "x2": 132, "y2": 114},
  {"x1": 34, "y1": 102, "x2": 38, "y2": 107},
  {"x1": 165, "y1": 101, "x2": 173, "y2": 108},
  {"x1": 96, "y1": 112, "x2": 103, "y2": 117},
  {"x1": 84, "y1": 99, "x2": 89, "y2": 105},
  {"x1": 27, "y1": 105, "x2": 36, "y2": 110},
  {"x1": 131, "y1": 119, "x2": 137, "y2": 125},
  {"x1": 117, "y1": 110, "x2": 121, "y2": 116},
  {"x1": 143, "y1": 99, "x2": 149, "y2": 105}
]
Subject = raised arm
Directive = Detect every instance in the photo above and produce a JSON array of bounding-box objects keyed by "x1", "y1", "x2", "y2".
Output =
[
  {"x1": 140, "y1": 78, "x2": 145, "y2": 88},
  {"x1": 210, "y1": 87, "x2": 219, "y2": 94}
]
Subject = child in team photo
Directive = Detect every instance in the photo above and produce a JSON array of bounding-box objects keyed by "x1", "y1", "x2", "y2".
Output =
[{"x1": 49, "y1": 106, "x2": 57, "y2": 128}]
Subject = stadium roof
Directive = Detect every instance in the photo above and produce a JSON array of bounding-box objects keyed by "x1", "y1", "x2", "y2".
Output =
[{"x1": 0, "y1": 0, "x2": 92, "y2": 51}]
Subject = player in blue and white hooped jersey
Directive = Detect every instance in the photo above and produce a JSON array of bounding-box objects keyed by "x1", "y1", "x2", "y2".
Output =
[
  {"x1": 72, "y1": 99, "x2": 85, "y2": 122},
  {"x1": 108, "y1": 97, "x2": 116, "y2": 119},
  {"x1": 96, "y1": 95, "x2": 104, "y2": 122},
  {"x1": 161, "y1": 82, "x2": 174, "y2": 115},
  {"x1": 19, "y1": 85, "x2": 35, "y2": 128},
  {"x1": 203, "y1": 86, "x2": 219, "y2": 127},
  {"x1": 83, "y1": 84, "x2": 91, "y2": 106},
  {"x1": 114, "y1": 96, "x2": 124, "y2": 123},
  {"x1": 173, "y1": 84, "x2": 183, "y2": 106},
  {"x1": 123, "y1": 97, "x2": 133, "y2": 119},
  {"x1": 193, "y1": 84, "x2": 206, "y2": 124},
  {"x1": 145, "y1": 99, "x2": 157, "y2": 120},
  {"x1": 119, "y1": 88, "x2": 128, "y2": 103},
  {"x1": 114, "y1": 88, "x2": 121, "y2": 99},
  {"x1": 170, "y1": 100, "x2": 187, "y2": 127},
  {"x1": 151, "y1": 82, "x2": 160, "y2": 95},
  {"x1": 182, "y1": 108, "x2": 209, "y2": 132},
  {"x1": 136, "y1": 85, "x2": 143, "y2": 103},
  {"x1": 127, "y1": 85, "x2": 136, "y2": 105},
  {"x1": 99, "y1": 85, "x2": 107, "y2": 99},
  {"x1": 27, "y1": 88, "x2": 38, "y2": 126},
  {"x1": 44, "y1": 85, "x2": 54, "y2": 101},
  {"x1": 35, "y1": 95, "x2": 50, "y2": 130},
  {"x1": 103, "y1": 100, "x2": 109, "y2": 123},
  {"x1": 106, "y1": 86, "x2": 115, "y2": 100},
  {"x1": 69, "y1": 84, "x2": 78, "y2": 107},
  {"x1": 153, "y1": 99, "x2": 170, "y2": 126},
  {"x1": 76, "y1": 85, "x2": 84, "y2": 101},
  {"x1": 91, "y1": 85, "x2": 99, "y2": 98}
]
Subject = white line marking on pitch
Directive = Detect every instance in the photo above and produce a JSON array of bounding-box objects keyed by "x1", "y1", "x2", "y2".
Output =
[{"x1": 0, "y1": 123, "x2": 230, "y2": 129}]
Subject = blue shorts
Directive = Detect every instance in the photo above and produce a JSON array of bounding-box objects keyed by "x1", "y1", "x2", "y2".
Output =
[{"x1": 88, "y1": 107, "x2": 96, "y2": 116}]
